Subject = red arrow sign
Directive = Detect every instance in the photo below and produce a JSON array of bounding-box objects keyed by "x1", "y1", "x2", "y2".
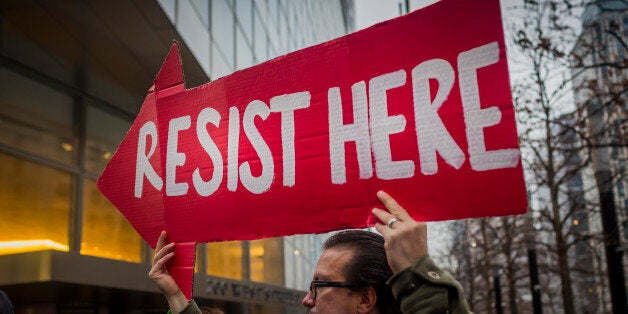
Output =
[{"x1": 98, "y1": 0, "x2": 527, "y2": 299}]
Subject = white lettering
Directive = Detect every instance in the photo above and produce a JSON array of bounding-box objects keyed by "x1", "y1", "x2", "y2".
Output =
[
  {"x1": 130, "y1": 42, "x2": 518, "y2": 200},
  {"x1": 227, "y1": 107, "x2": 240, "y2": 191},
  {"x1": 458, "y1": 42, "x2": 519, "y2": 171},
  {"x1": 193, "y1": 108, "x2": 223, "y2": 196},
  {"x1": 412, "y1": 59, "x2": 465, "y2": 175},
  {"x1": 328, "y1": 82, "x2": 373, "y2": 184},
  {"x1": 239, "y1": 100, "x2": 274, "y2": 194},
  {"x1": 270, "y1": 91, "x2": 311, "y2": 187},
  {"x1": 135, "y1": 121, "x2": 163, "y2": 197},
  {"x1": 369, "y1": 70, "x2": 415, "y2": 180},
  {"x1": 166, "y1": 116, "x2": 191, "y2": 196}
]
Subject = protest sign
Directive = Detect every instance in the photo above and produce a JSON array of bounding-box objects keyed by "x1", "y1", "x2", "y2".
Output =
[{"x1": 98, "y1": 0, "x2": 527, "y2": 299}]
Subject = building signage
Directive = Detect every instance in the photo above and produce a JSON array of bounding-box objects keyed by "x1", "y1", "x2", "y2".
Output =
[{"x1": 204, "y1": 278, "x2": 303, "y2": 306}]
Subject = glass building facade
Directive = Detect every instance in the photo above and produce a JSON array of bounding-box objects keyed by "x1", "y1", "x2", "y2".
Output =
[
  {"x1": 0, "y1": 0, "x2": 353, "y2": 312},
  {"x1": 156, "y1": 0, "x2": 353, "y2": 293},
  {"x1": 159, "y1": 0, "x2": 353, "y2": 77},
  {"x1": 571, "y1": 2, "x2": 628, "y2": 311}
]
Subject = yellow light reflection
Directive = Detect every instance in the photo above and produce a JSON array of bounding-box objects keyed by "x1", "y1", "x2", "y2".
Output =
[
  {"x1": 0, "y1": 239, "x2": 69, "y2": 255},
  {"x1": 60, "y1": 143, "x2": 73, "y2": 152},
  {"x1": 250, "y1": 245, "x2": 265, "y2": 258},
  {"x1": 81, "y1": 246, "x2": 138, "y2": 263},
  {"x1": 81, "y1": 180, "x2": 142, "y2": 263},
  {"x1": 207, "y1": 241, "x2": 243, "y2": 279},
  {"x1": 250, "y1": 238, "x2": 284, "y2": 285},
  {"x1": 0, "y1": 153, "x2": 71, "y2": 255}
]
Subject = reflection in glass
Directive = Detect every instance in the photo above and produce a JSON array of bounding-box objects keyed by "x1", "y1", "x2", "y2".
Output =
[
  {"x1": 268, "y1": 0, "x2": 279, "y2": 27},
  {"x1": 157, "y1": 0, "x2": 176, "y2": 23},
  {"x1": 81, "y1": 180, "x2": 142, "y2": 263},
  {"x1": 212, "y1": 0, "x2": 235, "y2": 69},
  {"x1": 0, "y1": 153, "x2": 71, "y2": 254},
  {"x1": 268, "y1": 44, "x2": 277, "y2": 60},
  {"x1": 254, "y1": 9, "x2": 268, "y2": 63},
  {"x1": 0, "y1": 68, "x2": 75, "y2": 163},
  {"x1": 250, "y1": 237, "x2": 284, "y2": 285},
  {"x1": 236, "y1": 26, "x2": 254, "y2": 70},
  {"x1": 236, "y1": 0, "x2": 253, "y2": 41},
  {"x1": 212, "y1": 45, "x2": 233, "y2": 79},
  {"x1": 191, "y1": 0, "x2": 210, "y2": 28},
  {"x1": 207, "y1": 241, "x2": 243, "y2": 279},
  {"x1": 277, "y1": 11, "x2": 288, "y2": 55},
  {"x1": 86, "y1": 105, "x2": 131, "y2": 174}
]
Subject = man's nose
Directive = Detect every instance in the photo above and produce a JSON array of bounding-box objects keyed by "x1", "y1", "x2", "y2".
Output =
[{"x1": 302, "y1": 291, "x2": 315, "y2": 308}]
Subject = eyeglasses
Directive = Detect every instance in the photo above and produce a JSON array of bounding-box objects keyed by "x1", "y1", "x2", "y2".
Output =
[{"x1": 309, "y1": 280, "x2": 359, "y2": 300}]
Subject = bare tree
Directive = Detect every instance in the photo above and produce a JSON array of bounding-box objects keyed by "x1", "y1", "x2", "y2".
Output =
[
  {"x1": 447, "y1": 220, "x2": 481, "y2": 311},
  {"x1": 510, "y1": 0, "x2": 627, "y2": 312},
  {"x1": 570, "y1": 1, "x2": 628, "y2": 312},
  {"x1": 446, "y1": 217, "x2": 530, "y2": 313},
  {"x1": 442, "y1": 1, "x2": 626, "y2": 312},
  {"x1": 448, "y1": 219, "x2": 496, "y2": 313},
  {"x1": 495, "y1": 216, "x2": 529, "y2": 314}
]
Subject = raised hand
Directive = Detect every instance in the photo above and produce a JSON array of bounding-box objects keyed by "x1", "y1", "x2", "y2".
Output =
[
  {"x1": 372, "y1": 191, "x2": 428, "y2": 274},
  {"x1": 148, "y1": 231, "x2": 189, "y2": 313}
]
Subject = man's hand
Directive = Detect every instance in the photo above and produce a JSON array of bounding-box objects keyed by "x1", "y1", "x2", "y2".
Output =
[
  {"x1": 149, "y1": 231, "x2": 189, "y2": 313},
  {"x1": 372, "y1": 191, "x2": 428, "y2": 275}
]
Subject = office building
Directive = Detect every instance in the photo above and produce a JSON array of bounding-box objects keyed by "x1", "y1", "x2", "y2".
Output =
[
  {"x1": 0, "y1": 0, "x2": 354, "y2": 312},
  {"x1": 571, "y1": 0, "x2": 627, "y2": 311}
]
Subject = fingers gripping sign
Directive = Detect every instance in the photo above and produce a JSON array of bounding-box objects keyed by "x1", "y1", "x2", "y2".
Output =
[
  {"x1": 149, "y1": 232, "x2": 176, "y2": 295},
  {"x1": 372, "y1": 191, "x2": 429, "y2": 274},
  {"x1": 149, "y1": 231, "x2": 190, "y2": 312}
]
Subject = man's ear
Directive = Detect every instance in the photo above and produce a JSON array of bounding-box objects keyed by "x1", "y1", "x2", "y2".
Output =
[{"x1": 357, "y1": 286, "x2": 378, "y2": 313}]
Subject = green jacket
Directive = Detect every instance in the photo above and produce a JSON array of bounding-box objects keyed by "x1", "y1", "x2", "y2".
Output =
[
  {"x1": 387, "y1": 255, "x2": 471, "y2": 313},
  {"x1": 174, "y1": 255, "x2": 470, "y2": 314},
  {"x1": 172, "y1": 302, "x2": 201, "y2": 314}
]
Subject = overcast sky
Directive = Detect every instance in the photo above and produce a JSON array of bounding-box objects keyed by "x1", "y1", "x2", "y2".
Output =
[
  {"x1": 354, "y1": 0, "x2": 439, "y2": 30},
  {"x1": 353, "y1": 0, "x2": 526, "y2": 31}
]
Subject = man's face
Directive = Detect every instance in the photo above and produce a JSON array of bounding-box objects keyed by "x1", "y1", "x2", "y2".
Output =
[{"x1": 302, "y1": 247, "x2": 362, "y2": 313}]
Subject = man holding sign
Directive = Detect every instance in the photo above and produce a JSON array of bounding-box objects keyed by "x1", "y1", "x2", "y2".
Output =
[
  {"x1": 99, "y1": 0, "x2": 524, "y2": 307},
  {"x1": 150, "y1": 191, "x2": 471, "y2": 313}
]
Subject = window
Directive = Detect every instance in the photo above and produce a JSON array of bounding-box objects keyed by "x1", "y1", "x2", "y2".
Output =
[
  {"x1": 0, "y1": 68, "x2": 75, "y2": 163},
  {"x1": 191, "y1": 0, "x2": 210, "y2": 28},
  {"x1": 212, "y1": 0, "x2": 235, "y2": 69},
  {"x1": 268, "y1": 44, "x2": 277, "y2": 60},
  {"x1": 254, "y1": 9, "x2": 268, "y2": 62},
  {"x1": 81, "y1": 179, "x2": 142, "y2": 262},
  {"x1": 268, "y1": 0, "x2": 279, "y2": 27},
  {"x1": 236, "y1": 26, "x2": 254, "y2": 70},
  {"x1": 236, "y1": 0, "x2": 253, "y2": 42},
  {"x1": 250, "y1": 237, "x2": 284, "y2": 285},
  {"x1": 212, "y1": 45, "x2": 233, "y2": 79},
  {"x1": 278, "y1": 11, "x2": 289, "y2": 55},
  {"x1": 157, "y1": 0, "x2": 176, "y2": 23},
  {"x1": 85, "y1": 105, "x2": 131, "y2": 174},
  {"x1": 0, "y1": 153, "x2": 71, "y2": 254},
  {"x1": 207, "y1": 241, "x2": 243, "y2": 279}
]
